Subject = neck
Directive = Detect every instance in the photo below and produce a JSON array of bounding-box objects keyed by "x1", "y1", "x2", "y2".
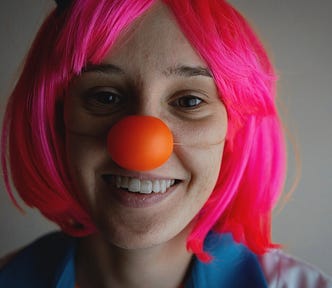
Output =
[{"x1": 75, "y1": 230, "x2": 193, "y2": 288}]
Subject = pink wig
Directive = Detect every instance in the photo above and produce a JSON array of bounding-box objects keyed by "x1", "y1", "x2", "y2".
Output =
[{"x1": 1, "y1": 0, "x2": 286, "y2": 260}]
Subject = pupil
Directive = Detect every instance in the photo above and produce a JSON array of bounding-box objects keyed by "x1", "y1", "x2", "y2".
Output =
[
  {"x1": 97, "y1": 92, "x2": 117, "y2": 104},
  {"x1": 180, "y1": 97, "x2": 200, "y2": 107}
]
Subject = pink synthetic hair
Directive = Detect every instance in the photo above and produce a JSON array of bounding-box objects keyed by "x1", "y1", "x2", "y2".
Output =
[
  {"x1": 1, "y1": 0, "x2": 286, "y2": 260},
  {"x1": 1, "y1": 0, "x2": 155, "y2": 236},
  {"x1": 164, "y1": 0, "x2": 286, "y2": 260}
]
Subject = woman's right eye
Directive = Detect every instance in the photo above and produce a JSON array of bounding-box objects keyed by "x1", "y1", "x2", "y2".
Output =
[
  {"x1": 90, "y1": 90, "x2": 121, "y2": 104},
  {"x1": 82, "y1": 89, "x2": 123, "y2": 115}
]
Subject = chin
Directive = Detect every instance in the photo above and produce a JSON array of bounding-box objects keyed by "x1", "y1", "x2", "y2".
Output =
[
  {"x1": 103, "y1": 230, "x2": 170, "y2": 250},
  {"x1": 97, "y1": 221, "x2": 191, "y2": 251}
]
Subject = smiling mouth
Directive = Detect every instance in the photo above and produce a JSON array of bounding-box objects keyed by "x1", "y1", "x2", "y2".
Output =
[{"x1": 103, "y1": 175, "x2": 180, "y2": 194}]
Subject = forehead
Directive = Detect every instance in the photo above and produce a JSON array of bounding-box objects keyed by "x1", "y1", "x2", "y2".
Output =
[{"x1": 103, "y1": 2, "x2": 207, "y2": 71}]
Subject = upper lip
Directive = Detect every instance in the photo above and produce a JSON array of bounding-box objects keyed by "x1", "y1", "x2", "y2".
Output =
[{"x1": 101, "y1": 172, "x2": 182, "y2": 181}]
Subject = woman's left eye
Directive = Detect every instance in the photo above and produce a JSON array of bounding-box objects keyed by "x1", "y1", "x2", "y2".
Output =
[{"x1": 170, "y1": 95, "x2": 204, "y2": 109}]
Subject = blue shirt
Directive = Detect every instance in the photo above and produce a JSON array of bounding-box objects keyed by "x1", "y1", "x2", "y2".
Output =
[{"x1": 0, "y1": 232, "x2": 267, "y2": 287}]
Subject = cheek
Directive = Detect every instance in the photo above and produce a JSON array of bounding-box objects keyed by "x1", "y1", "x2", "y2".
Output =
[
  {"x1": 188, "y1": 145, "x2": 224, "y2": 193},
  {"x1": 174, "y1": 138, "x2": 224, "y2": 212},
  {"x1": 170, "y1": 111, "x2": 227, "y2": 204},
  {"x1": 172, "y1": 145, "x2": 224, "y2": 231},
  {"x1": 65, "y1": 132, "x2": 108, "y2": 202}
]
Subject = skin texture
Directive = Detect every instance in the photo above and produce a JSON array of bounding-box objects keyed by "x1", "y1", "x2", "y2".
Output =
[{"x1": 64, "y1": 3, "x2": 227, "y2": 287}]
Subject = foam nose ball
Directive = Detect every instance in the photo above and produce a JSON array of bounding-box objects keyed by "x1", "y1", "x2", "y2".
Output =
[{"x1": 107, "y1": 116, "x2": 174, "y2": 171}]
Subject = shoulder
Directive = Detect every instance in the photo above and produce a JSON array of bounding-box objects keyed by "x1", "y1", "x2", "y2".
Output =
[
  {"x1": 0, "y1": 232, "x2": 76, "y2": 287},
  {"x1": 258, "y1": 249, "x2": 332, "y2": 288},
  {"x1": 0, "y1": 250, "x2": 19, "y2": 271},
  {"x1": 0, "y1": 232, "x2": 73, "y2": 267}
]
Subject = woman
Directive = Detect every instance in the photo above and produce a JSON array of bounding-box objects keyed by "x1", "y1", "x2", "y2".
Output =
[{"x1": 1, "y1": 0, "x2": 331, "y2": 287}]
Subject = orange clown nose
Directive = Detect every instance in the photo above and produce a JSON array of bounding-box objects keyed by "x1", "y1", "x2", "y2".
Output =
[{"x1": 107, "y1": 116, "x2": 174, "y2": 171}]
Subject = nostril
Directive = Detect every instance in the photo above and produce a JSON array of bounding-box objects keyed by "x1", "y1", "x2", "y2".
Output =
[{"x1": 107, "y1": 115, "x2": 173, "y2": 171}]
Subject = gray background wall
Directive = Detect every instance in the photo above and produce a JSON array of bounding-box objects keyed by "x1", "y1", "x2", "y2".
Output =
[{"x1": 0, "y1": 0, "x2": 331, "y2": 275}]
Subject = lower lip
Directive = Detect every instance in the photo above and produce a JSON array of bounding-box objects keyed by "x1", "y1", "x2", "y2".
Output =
[{"x1": 103, "y1": 178, "x2": 179, "y2": 208}]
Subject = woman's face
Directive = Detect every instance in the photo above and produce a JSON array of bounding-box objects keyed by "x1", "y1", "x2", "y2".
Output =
[{"x1": 64, "y1": 4, "x2": 227, "y2": 249}]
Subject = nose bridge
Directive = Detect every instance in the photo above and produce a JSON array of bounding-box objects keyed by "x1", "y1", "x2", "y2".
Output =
[
  {"x1": 132, "y1": 78, "x2": 164, "y2": 118},
  {"x1": 136, "y1": 95, "x2": 160, "y2": 118}
]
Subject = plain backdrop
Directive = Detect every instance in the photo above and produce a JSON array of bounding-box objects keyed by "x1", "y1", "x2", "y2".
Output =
[{"x1": 0, "y1": 0, "x2": 331, "y2": 275}]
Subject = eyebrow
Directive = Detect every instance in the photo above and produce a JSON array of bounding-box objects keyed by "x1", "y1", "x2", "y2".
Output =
[
  {"x1": 163, "y1": 65, "x2": 212, "y2": 78},
  {"x1": 82, "y1": 63, "x2": 124, "y2": 75},
  {"x1": 81, "y1": 63, "x2": 212, "y2": 78}
]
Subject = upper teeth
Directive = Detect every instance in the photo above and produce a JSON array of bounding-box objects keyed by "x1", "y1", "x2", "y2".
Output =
[{"x1": 115, "y1": 176, "x2": 175, "y2": 194}]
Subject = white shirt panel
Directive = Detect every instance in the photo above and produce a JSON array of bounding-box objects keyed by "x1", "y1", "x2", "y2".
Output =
[{"x1": 259, "y1": 249, "x2": 332, "y2": 288}]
